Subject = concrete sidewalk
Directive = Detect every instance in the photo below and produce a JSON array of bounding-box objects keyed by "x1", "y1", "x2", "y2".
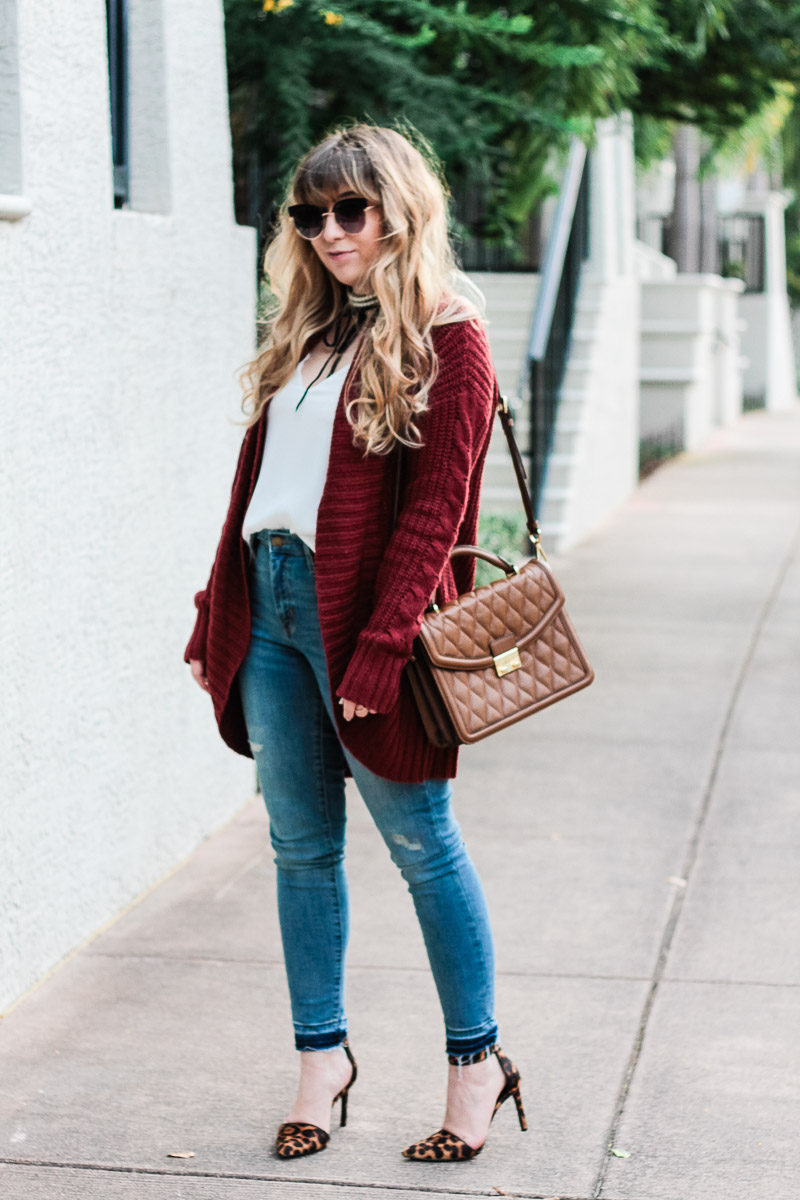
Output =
[{"x1": 2, "y1": 408, "x2": 799, "y2": 1200}]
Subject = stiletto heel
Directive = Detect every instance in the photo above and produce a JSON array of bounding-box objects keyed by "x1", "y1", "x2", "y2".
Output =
[
  {"x1": 335, "y1": 1042, "x2": 357, "y2": 1128},
  {"x1": 275, "y1": 1041, "x2": 357, "y2": 1158},
  {"x1": 402, "y1": 1045, "x2": 527, "y2": 1162},
  {"x1": 512, "y1": 1082, "x2": 527, "y2": 1131}
]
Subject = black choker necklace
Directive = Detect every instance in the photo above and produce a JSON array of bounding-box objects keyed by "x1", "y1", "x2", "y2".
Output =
[{"x1": 294, "y1": 298, "x2": 376, "y2": 412}]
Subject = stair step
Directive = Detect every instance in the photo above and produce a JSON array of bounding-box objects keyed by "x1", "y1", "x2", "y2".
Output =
[
  {"x1": 570, "y1": 329, "x2": 603, "y2": 347},
  {"x1": 540, "y1": 484, "x2": 572, "y2": 502},
  {"x1": 484, "y1": 298, "x2": 536, "y2": 313},
  {"x1": 486, "y1": 327, "x2": 532, "y2": 342},
  {"x1": 575, "y1": 296, "x2": 605, "y2": 313},
  {"x1": 546, "y1": 451, "x2": 583, "y2": 489},
  {"x1": 551, "y1": 422, "x2": 582, "y2": 454},
  {"x1": 559, "y1": 370, "x2": 595, "y2": 397},
  {"x1": 640, "y1": 367, "x2": 704, "y2": 384},
  {"x1": 641, "y1": 320, "x2": 703, "y2": 335}
]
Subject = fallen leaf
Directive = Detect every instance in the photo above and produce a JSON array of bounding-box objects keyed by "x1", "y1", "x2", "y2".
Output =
[
  {"x1": 167, "y1": 1151, "x2": 195, "y2": 1159},
  {"x1": 611, "y1": 1147, "x2": 631, "y2": 1158}
]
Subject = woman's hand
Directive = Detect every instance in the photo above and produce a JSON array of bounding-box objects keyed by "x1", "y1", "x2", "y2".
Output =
[
  {"x1": 338, "y1": 698, "x2": 377, "y2": 721},
  {"x1": 189, "y1": 659, "x2": 210, "y2": 693}
]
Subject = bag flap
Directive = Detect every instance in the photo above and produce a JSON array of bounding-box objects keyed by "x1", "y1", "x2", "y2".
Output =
[{"x1": 417, "y1": 557, "x2": 565, "y2": 670}]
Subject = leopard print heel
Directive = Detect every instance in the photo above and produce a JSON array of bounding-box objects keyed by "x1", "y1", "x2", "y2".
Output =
[
  {"x1": 275, "y1": 1041, "x2": 357, "y2": 1159},
  {"x1": 402, "y1": 1045, "x2": 527, "y2": 1162},
  {"x1": 274, "y1": 1120, "x2": 330, "y2": 1158}
]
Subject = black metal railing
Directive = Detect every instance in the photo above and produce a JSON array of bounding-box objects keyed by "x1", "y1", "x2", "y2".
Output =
[
  {"x1": 527, "y1": 141, "x2": 590, "y2": 510},
  {"x1": 638, "y1": 212, "x2": 766, "y2": 293},
  {"x1": 717, "y1": 214, "x2": 766, "y2": 293},
  {"x1": 452, "y1": 178, "x2": 544, "y2": 271},
  {"x1": 106, "y1": 0, "x2": 129, "y2": 207}
]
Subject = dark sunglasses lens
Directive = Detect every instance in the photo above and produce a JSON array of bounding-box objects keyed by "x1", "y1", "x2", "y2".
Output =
[
  {"x1": 288, "y1": 198, "x2": 370, "y2": 238},
  {"x1": 288, "y1": 205, "x2": 323, "y2": 239},
  {"x1": 332, "y1": 198, "x2": 369, "y2": 232}
]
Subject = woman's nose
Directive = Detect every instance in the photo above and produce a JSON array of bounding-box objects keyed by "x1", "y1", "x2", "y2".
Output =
[{"x1": 320, "y1": 211, "x2": 346, "y2": 241}]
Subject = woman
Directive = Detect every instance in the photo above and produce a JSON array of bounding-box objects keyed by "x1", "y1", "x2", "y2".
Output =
[{"x1": 185, "y1": 125, "x2": 526, "y2": 1162}]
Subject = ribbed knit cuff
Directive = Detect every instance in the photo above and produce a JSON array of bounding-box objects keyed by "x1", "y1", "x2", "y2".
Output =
[
  {"x1": 183, "y1": 591, "x2": 210, "y2": 664},
  {"x1": 336, "y1": 639, "x2": 408, "y2": 714}
]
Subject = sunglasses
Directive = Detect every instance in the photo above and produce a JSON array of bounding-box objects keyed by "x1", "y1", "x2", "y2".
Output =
[{"x1": 287, "y1": 197, "x2": 374, "y2": 240}]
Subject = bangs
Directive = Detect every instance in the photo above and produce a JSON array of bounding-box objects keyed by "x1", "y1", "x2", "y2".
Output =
[{"x1": 294, "y1": 140, "x2": 380, "y2": 206}]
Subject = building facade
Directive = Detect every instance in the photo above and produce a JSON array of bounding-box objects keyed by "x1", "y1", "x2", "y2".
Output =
[{"x1": 1, "y1": 0, "x2": 256, "y2": 1010}]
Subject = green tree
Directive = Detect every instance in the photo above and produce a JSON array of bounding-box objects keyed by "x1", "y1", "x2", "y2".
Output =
[
  {"x1": 632, "y1": 1, "x2": 800, "y2": 138},
  {"x1": 631, "y1": 3, "x2": 800, "y2": 278},
  {"x1": 224, "y1": 0, "x2": 664, "y2": 246},
  {"x1": 224, "y1": 0, "x2": 800, "y2": 263}
]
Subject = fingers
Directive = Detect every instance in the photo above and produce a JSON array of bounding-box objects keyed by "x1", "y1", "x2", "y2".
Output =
[
  {"x1": 338, "y1": 698, "x2": 376, "y2": 721},
  {"x1": 189, "y1": 659, "x2": 210, "y2": 693}
]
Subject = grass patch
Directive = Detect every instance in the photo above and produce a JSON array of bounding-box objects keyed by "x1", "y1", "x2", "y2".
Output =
[
  {"x1": 639, "y1": 436, "x2": 681, "y2": 480},
  {"x1": 473, "y1": 512, "x2": 531, "y2": 588}
]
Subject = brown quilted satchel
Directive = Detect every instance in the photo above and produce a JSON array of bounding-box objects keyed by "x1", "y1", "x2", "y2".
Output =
[{"x1": 403, "y1": 391, "x2": 594, "y2": 748}]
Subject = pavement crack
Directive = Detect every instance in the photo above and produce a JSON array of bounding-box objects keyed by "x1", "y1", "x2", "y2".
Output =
[
  {"x1": 590, "y1": 514, "x2": 800, "y2": 1200},
  {"x1": 0, "y1": 1157, "x2": 605, "y2": 1198}
]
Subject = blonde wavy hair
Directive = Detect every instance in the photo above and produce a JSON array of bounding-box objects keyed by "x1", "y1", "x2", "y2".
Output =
[{"x1": 241, "y1": 124, "x2": 483, "y2": 454}]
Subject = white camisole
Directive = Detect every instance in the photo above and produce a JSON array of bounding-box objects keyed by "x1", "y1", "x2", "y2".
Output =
[{"x1": 241, "y1": 358, "x2": 349, "y2": 553}]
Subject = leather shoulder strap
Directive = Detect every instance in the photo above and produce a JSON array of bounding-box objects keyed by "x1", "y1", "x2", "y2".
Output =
[{"x1": 493, "y1": 383, "x2": 541, "y2": 551}]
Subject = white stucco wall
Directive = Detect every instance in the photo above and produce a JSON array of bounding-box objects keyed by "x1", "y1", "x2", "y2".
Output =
[{"x1": 0, "y1": 0, "x2": 256, "y2": 1011}]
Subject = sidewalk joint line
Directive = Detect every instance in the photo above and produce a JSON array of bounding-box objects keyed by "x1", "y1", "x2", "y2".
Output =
[
  {"x1": 0, "y1": 1157, "x2": 602, "y2": 1199},
  {"x1": 85, "y1": 951, "x2": 287, "y2": 967},
  {"x1": 82, "y1": 952, "x2": 653, "y2": 985},
  {"x1": 654, "y1": 976, "x2": 800, "y2": 989},
  {"x1": 590, "y1": 514, "x2": 800, "y2": 1200}
]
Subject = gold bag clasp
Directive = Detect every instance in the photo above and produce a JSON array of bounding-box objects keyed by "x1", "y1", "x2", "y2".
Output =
[{"x1": 493, "y1": 647, "x2": 522, "y2": 677}]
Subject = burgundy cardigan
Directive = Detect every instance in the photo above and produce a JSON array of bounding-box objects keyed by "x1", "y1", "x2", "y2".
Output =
[{"x1": 184, "y1": 318, "x2": 497, "y2": 782}]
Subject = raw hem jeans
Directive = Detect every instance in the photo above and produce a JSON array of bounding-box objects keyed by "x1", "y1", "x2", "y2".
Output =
[{"x1": 237, "y1": 531, "x2": 498, "y2": 1057}]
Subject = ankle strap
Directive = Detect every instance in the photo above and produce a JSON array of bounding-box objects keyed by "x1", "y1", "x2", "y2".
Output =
[{"x1": 447, "y1": 1043, "x2": 499, "y2": 1066}]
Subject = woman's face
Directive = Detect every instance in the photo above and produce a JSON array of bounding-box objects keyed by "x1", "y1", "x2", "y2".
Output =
[{"x1": 309, "y1": 188, "x2": 384, "y2": 292}]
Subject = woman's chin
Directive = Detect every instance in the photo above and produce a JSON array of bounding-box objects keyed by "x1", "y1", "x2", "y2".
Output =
[
  {"x1": 331, "y1": 268, "x2": 364, "y2": 289},
  {"x1": 322, "y1": 260, "x2": 366, "y2": 290}
]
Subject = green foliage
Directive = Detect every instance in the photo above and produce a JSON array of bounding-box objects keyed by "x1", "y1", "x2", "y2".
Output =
[
  {"x1": 632, "y1": 0, "x2": 800, "y2": 271},
  {"x1": 782, "y1": 99, "x2": 800, "y2": 307},
  {"x1": 639, "y1": 436, "x2": 682, "y2": 479},
  {"x1": 632, "y1": 1, "x2": 800, "y2": 141},
  {"x1": 633, "y1": 113, "x2": 675, "y2": 170},
  {"x1": 473, "y1": 512, "x2": 531, "y2": 588},
  {"x1": 225, "y1": 0, "x2": 800, "y2": 264},
  {"x1": 223, "y1": 0, "x2": 667, "y2": 242},
  {"x1": 701, "y1": 85, "x2": 793, "y2": 174}
]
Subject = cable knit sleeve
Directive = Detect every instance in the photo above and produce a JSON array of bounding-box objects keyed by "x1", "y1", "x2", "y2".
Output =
[{"x1": 336, "y1": 319, "x2": 495, "y2": 712}]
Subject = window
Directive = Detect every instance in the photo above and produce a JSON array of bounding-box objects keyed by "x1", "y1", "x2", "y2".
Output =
[
  {"x1": 106, "y1": 0, "x2": 170, "y2": 213},
  {"x1": 0, "y1": 0, "x2": 23, "y2": 199},
  {"x1": 106, "y1": 0, "x2": 129, "y2": 207}
]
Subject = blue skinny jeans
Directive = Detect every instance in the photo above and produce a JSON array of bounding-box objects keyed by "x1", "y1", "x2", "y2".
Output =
[{"x1": 237, "y1": 530, "x2": 498, "y2": 1058}]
